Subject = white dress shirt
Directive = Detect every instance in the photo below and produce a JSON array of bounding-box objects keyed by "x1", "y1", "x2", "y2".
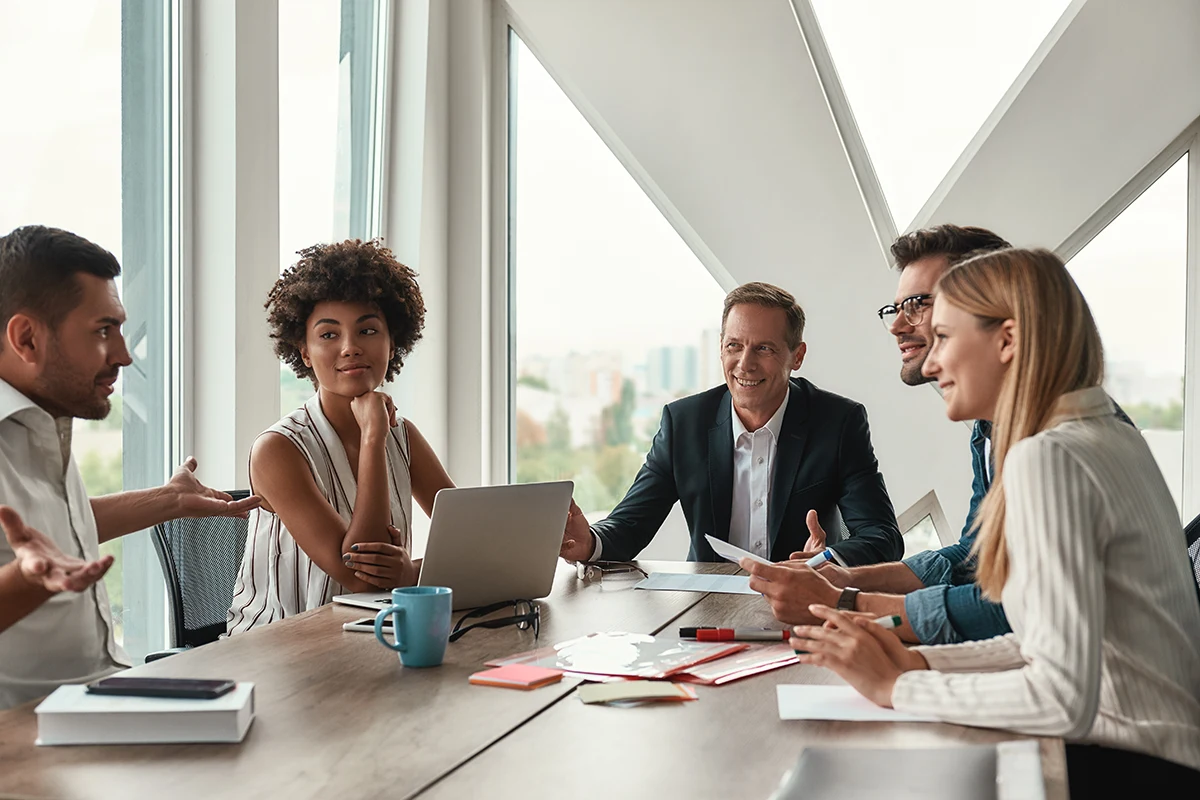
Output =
[
  {"x1": 893, "y1": 387, "x2": 1200, "y2": 770},
  {"x1": 589, "y1": 392, "x2": 791, "y2": 562},
  {"x1": 728, "y1": 392, "x2": 789, "y2": 560},
  {"x1": 0, "y1": 378, "x2": 128, "y2": 709}
]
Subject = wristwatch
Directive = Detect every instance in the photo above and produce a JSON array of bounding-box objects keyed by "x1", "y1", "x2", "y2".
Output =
[{"x1": 836, "y1": 587, "x2": 861, "y2": 611}]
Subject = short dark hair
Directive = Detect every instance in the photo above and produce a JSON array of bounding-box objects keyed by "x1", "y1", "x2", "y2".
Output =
[
  {"x1": 267, "y1": 239, "x2": 426, "y2": 383},
  {"x1": 890, "y1": 224, "x2": 1011, "y2": 271},
  {"x1": 0, "y1": 226, "x2": 122, "y2": 351},
  {"x1": 721, "y1": 282, "x2": 806, "y2": 350}
]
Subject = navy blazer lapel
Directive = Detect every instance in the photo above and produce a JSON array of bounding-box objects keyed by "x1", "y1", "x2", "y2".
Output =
[
  {"x1": 769, "y1": 381, "x2": 810, "y2": 548},
  {"x1": 709, "y1": 391, "x2": 734, "y2": 540}
]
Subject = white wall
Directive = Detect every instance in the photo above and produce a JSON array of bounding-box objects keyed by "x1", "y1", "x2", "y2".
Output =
[
  {"x1": 918, "y1": 0, "x2": 1200, "y2": 249},
  {"x1": 503, "y1": 0, "x2": 973, "y2": 530},
  {"x1": 190, "y1": 0, "x2": 282, "y2": 490}
]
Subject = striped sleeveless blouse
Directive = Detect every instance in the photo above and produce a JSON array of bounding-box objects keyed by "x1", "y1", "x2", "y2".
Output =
[{"x1": 226, "y1": 394, "x2": 413, "y2": 635}]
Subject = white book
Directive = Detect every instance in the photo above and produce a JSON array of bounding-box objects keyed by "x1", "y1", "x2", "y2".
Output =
[{"x1": 35, "y1": 682, "x2": 255, "y2": 746}]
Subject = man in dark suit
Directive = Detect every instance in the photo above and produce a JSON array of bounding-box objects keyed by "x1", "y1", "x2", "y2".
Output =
[{"x1": 560, "y1": 282, "x2": 902, "y2": 566}]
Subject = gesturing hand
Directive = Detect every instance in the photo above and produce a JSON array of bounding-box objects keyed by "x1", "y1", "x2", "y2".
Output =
[
  {"x1": 789, "y1": 604, "x2": 928, "y2": 707},
  {"x1": 741, "y1": 558, "x2": 841, "y2": 625},
  {"x1": 343, "y1": 542, "x2": 418, "y2": 589},
  {"x1": 1, "y1": 506, "x2": 113, "y2": 593},
  {"x1": 168, "y1": 457, "x2": 262, "y2": 519},
  {"x1": 559, "y1": 499, "x2": 595, "y2": 563}
]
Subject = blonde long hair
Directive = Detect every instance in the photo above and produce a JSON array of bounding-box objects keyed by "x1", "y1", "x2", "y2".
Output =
[{"x1": 935, "y1": 248, "x2": 1104, "y2": 598}]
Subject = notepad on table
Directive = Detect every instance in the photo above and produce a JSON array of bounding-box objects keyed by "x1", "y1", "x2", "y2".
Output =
[
  {"x1": 485, "y1": 632, "x2": 746, "y2": 679},
  {"x1": 634, "y1": 572, "x2": 759, "y2": 595},
  {"x1": 469, "y1": 665, "x2": 564, "y2": 690},
  {"x1": 576, "y1": 681, "x2": 697, "y2": 705},
  {"x1": 676, "y1": 643, "x2": 798, "y2": 685},
  {"x1": 776, "y1": 684, "x2": 939, "y2": 722}
]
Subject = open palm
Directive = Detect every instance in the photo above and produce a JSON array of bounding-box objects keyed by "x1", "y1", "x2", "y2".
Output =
[
  {"x1": 168, "y1": 457, "x2": 262, "y2": 518},
  {"x1": 1, "y1": 506, "x2": 113, "y2": 593}
]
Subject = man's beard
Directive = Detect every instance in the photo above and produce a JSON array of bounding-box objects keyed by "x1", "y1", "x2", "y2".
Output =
[
  {"x1": 900, "y1": 354, "x2": 936, "y2": 387},
  {"x1": 33, "y1": 339, "x2": 115, "y2": 420}
]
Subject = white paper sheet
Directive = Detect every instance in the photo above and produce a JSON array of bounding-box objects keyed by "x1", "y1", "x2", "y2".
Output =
[
  {"x1": 633, "y1": 572, "x2": 759, "y2": 595},
  {"x1": 704, "y1": 534, "x2": 773, "y2": 567},
  {"x1": 776, "y1": 685, "x2": 940, "y2": 722}
]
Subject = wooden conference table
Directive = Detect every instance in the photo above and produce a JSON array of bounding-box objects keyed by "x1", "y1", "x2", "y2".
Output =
[{"x1": 0, "y1": 561, "x2": 1066, "y2": 799}]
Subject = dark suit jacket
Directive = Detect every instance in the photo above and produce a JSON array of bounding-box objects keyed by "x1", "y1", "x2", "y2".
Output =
[{"x1": 591, "y1": 377, "x2": 902, "y2": 565}]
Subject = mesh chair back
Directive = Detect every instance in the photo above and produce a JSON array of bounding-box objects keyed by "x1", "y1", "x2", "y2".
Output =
[
  {"x1": 151, "y1": 490, "x2": 251, "y2": 648},
  {"x1": 1186, "y1": 513, "x2": 1200, "y2": 595}
]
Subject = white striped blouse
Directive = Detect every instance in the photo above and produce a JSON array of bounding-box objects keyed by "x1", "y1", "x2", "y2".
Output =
[
  {"x1": 892, "y1": 387, "x2": 1200, "y2": 770},
  {"x1": 226, "y1": 394, "x2": 413, "y2": 635}
]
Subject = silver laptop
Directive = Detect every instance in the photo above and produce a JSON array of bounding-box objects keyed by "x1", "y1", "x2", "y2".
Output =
[{"x1": 418, "y1": 481, "x2": 573, "y2": 610}]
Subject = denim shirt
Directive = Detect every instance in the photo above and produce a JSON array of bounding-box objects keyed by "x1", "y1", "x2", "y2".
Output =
[
  {"x1": 903, "y1": 403, "x2": 1137, "y2": 645},
  {"x1": 901, "y1": 421, "x2": 1008, "y2": 644}
]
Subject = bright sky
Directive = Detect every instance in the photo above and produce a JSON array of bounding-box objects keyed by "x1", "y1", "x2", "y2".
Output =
[{"x1": 512, "y1": 38, "x2": 727, "y2": 364}]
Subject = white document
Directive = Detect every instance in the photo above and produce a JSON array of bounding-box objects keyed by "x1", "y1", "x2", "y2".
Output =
[
  {"x1": 777, "y1": 684, "x2": 939, "y2": 723},
  {"x1": 634, "y1": 572, "x2": 759, "y2": 595},
  {"x1": 704, "y1": 534, "x2": 772, "y2": 567}
]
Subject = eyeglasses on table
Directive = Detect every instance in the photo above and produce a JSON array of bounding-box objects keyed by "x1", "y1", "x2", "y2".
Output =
[
  {"x1": 575, "y1": 561, "x2": 649, "y2": 582},
  {"x1": 449, "y1": 598, "x2": 540, "y2": 642}
]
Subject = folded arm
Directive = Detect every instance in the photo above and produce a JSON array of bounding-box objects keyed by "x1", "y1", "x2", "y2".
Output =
[{"x1": 250, "y1": 431, "x2": 395, "y2": 593}]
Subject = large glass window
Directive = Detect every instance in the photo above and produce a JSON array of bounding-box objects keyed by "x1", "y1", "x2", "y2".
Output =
[
  {"x1": 508, "y1": 36, "x2": 726, "y2": 559},
  {"x1": 279, "y1": 0, "x2": 391, "y2": 417},
  {"x1": 0, "y1": 0, "x2": 178, "y2": 658},
  {"x1": 1067, "y1": 155, "x2": 1188, "y2": 513},
  {"x1": 811, "y1": 0, "x2": 1072, "y2": 230}
]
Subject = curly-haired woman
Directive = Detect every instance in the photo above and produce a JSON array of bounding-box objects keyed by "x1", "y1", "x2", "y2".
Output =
[{"x1": 227, "y1": 240, "x2": 453, "y2": 634}]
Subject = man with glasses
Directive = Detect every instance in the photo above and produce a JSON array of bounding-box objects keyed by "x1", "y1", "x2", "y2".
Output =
[{"x1": 747, "y1": 225, "x2": 1015, "y2": 643}]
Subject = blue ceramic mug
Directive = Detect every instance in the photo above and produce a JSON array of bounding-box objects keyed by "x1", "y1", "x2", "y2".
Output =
[{"x1": 374, "y1": 586, "x2": 453, "y2": 668}]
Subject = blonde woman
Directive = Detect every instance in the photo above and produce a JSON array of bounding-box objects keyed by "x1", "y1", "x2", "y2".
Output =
[{"x1": 778, "y1": 249, "x2": 1200, "y2": 792}]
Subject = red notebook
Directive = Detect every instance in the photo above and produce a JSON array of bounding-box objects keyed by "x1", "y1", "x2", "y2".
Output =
[
  {"x1": 469, "y1": 665, "x2": 565, "y2": 690},
  {"x1": 485, "y1": 632, "x2": 747, "y2": 679}
]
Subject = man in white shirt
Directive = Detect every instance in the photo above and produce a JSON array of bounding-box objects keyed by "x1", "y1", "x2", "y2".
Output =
[
  {"x1": 0, "y1": 225, "x2": 259, "y2": 709},
  {"x1": 559, "y1": 281, "x2": 901, "y2": 568}
]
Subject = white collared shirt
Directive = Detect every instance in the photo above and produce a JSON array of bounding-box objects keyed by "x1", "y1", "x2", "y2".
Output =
[
  {"x1": 0, "y1": 378, "x2": 128, "y2": 709},
  {"x1": 728, "y1": 392, "x2": 789, "y2": 560}
]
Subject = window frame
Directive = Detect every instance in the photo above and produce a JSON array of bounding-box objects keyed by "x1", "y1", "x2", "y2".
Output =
[{"x1": 1057, "y1": 117, "x2": 1200, "y2": 521}]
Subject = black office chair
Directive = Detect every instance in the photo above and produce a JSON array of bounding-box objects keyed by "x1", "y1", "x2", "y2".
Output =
[
  {"x1": 1186, "y1": 513, "x2": 1200, "y2": 594},
  {"x1": 145, "y1": 490, "x2": 252, "y2": 662}
]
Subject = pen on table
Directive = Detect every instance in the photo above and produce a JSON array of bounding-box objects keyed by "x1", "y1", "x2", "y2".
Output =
[
  {"x1": 805, "y1": 549, "x2": 835, "y2": 568},
  {"x1": 679, "y1": 627, "x2": 789, "y2": 642}
]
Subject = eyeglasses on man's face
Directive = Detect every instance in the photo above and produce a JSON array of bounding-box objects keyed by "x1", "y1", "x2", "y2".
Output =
[
  {"x1": 877, "y1": 293, "x2": 934, "y2": 329},
  {"x1": 449, "y1": 599, "x2": 540, "y2": 643}
]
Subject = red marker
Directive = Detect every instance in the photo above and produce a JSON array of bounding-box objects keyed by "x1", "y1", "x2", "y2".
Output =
[{"x1": 679, "y1": 627, "x2": 789, "y2": 642}]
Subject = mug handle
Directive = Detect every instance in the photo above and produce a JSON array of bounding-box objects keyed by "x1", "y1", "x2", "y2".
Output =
[{"x1": 374, "y1": 605, "x2": 407, "y2": 652}]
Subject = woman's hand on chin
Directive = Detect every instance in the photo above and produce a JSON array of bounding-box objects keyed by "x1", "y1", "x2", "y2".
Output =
[{"x1": 349, "y1": 391, "x2": 398, "y2": 436}]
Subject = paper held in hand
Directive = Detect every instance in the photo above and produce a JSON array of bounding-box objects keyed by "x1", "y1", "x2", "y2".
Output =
[{"x1": 704, "y1": 534, "x2": 772, "y2": 567}]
